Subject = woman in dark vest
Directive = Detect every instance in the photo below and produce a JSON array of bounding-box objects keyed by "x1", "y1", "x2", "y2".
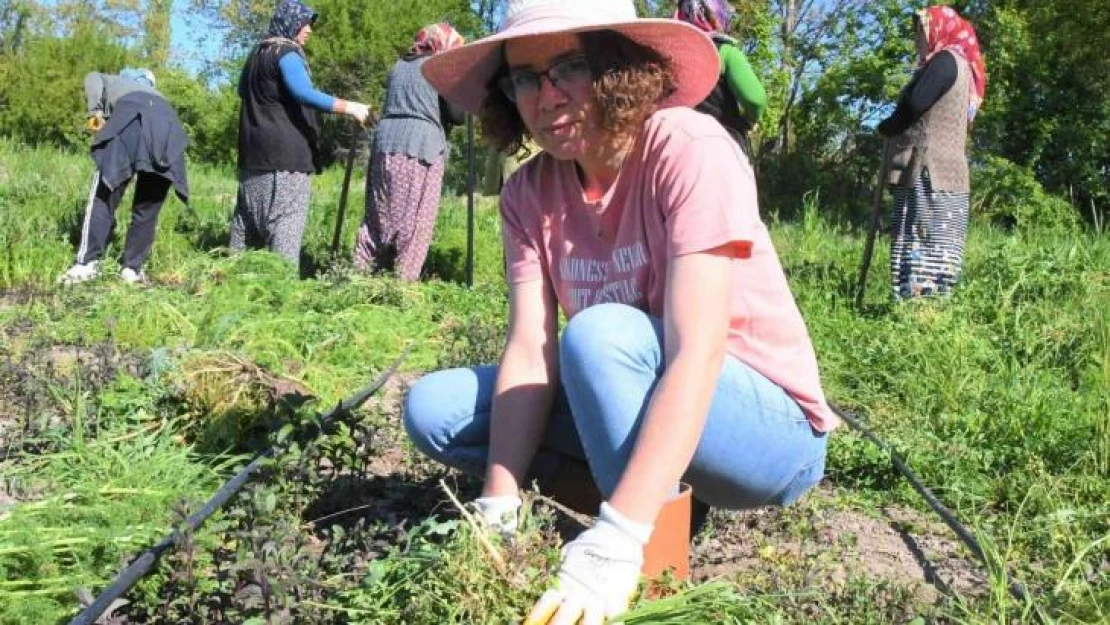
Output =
[
  {"x1": 675, "y1": 0, "x2": 766, "y2": 159},
  {"x1": 878, "y1": 5, "x2": 986, "y2": 299},
  {"x1": 232, "y1": 0, "x2": 371, "y2": 272},
  {"x1": 353, "y1": 23, "x2": 466, "y2": 280}
]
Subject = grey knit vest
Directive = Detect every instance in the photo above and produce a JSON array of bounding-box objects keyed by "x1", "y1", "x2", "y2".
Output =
[{"x1": 885, "y1": 53, "x2": 971, "y2": 192}]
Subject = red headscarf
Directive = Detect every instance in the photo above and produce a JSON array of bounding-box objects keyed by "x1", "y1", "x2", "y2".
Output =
[
  {"x1": 410, "y1": 23, "x2": 465, "y2": 57},
  {"x1": 917, "y1": 5, "x2": 987, "y2": 122}
]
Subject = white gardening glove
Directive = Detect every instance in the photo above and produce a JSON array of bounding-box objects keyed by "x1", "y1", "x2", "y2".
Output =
[
  {"x1": 345, "y1": 101, "x2": 371, "y2": 125},
  {"x1": 472, "y1": 494, "x2": 522, "y2": 537},
  {"x1": 524, "y1": 502, "x2": 651, "y2": 625}
]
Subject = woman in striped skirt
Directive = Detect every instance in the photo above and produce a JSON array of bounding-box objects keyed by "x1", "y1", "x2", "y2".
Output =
[{"x1": 878, "y1": 5, "x2": 986, "y2": 299}]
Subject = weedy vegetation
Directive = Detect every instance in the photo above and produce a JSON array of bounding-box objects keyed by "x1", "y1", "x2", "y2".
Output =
[{"x1": 0, "y1": 138, "x2": 1106, "y2": 623}]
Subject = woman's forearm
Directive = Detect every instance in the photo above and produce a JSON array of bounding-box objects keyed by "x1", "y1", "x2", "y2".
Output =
[
  {"x1": 608, "y1": 248, "x2": 732, "y2": 526},
  {"x1": 483, "y1": 344, "x2": 559, "y2": 497},
  {"x1": 608, "y1": 346, "x2": 725, "y2": 524}
]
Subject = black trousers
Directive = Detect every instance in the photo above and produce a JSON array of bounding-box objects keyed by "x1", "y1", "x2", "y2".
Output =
[{"x1": 76, "y1": 170, "x2": 171, "y2": 270}]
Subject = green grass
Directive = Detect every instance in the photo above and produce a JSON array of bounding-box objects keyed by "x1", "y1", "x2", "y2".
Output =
[{"x1": 1, "y1": 137, "x2": 1107, "y2": 623}]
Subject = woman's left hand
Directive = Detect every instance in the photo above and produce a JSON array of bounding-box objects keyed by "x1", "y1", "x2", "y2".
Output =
[{"x1": 524, "y1": 504, "x2": 647, "y2": 625}]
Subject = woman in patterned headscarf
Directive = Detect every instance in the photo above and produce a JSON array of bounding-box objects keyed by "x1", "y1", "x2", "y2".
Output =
[
  {"x1": 231, "y1": 0, "x2": 371, "y2": 273},
  {"x1": 675, "y1": 0, "x2": 767, "y2": 158},
  {"x1": 353, "y1": 23, "x2": 467, "y2": 280},
  {"x1": 878, "y1": 5, "x2": 987, "y2": 299}
]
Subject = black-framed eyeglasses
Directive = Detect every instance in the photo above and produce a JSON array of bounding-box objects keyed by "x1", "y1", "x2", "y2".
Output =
[{"x1": 497, "y1": 55, "x2": 592, "y2": 103}]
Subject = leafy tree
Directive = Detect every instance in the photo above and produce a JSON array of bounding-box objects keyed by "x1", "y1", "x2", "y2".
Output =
[
  {"x1": 971, "y1": 1, "x2": 1110, "y2": 224},
  {"x1": 726, "y1": 0, "x2": 916, "y2": 219},
  {"x1": 142, "y1": 0, "x2": 172, "y2": 67},
  {"x1": 0, "y1": 0, "x2": 34, "y2": 52},
  {"x1": 0, "y1": 17, "x2": 136, "y2": 148},
  {"x1": 157, "y1": 68, "x2": 239, "y2": 164},
  {"x1": 0, "y1": 0, "x2": 1104, "y2": 224}
]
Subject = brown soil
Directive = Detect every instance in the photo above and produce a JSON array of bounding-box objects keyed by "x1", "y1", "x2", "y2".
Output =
[
  {"x1": 0, "y1": 340, "x2": 143, "y2": 457},
  {"x1": 691, "y1": 492, "x2": 986, "y2": 604}
]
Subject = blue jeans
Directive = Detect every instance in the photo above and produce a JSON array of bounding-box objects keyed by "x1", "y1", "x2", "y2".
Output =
[{"x1": 404, "y1": 303, "x2": 828, "y2": 509}]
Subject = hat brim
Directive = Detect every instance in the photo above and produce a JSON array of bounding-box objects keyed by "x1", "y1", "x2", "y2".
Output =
[{"x1": 422, "y1": 18, "x2": 719, "y2": 115}]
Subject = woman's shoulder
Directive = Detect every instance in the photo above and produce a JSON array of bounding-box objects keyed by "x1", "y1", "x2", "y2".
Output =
[
  {"x1": 390, "y1": 56, "x2": 420, "y2": 75},
  {"x1": 396, "y1": 55, "x2": 429, "y2": 68},
  {"x1": 501, "y1": 149, "x2": 575, "y2": 208},
  {"x1": 642, "y1": 107, "x2": 734, "y2": 149},
  {"x1": 392, "y1": 57, "x2": 437, "y2": 87},
  {"x1": 929, "y1": 49, "x2": 965, "y2": 70},
  {"x1": 259, "y1": 38, "x2": 301, "y2": 58},
  {"x1": 711, "y1": 33, "x2": 738, "y2": 47}
]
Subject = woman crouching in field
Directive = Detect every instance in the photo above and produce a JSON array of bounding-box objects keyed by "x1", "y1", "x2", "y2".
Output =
[{"x1": 403, "y1": 0, "x2": 840, "y2": 621}]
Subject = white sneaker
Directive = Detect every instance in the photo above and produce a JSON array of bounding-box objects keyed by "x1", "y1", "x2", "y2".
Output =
[
  {"x1": 119, "y1": 267, "x2": 146, "y2": 284},
  {"x1": 58, "y1": 261, "x2": 99, "y2": 285}
]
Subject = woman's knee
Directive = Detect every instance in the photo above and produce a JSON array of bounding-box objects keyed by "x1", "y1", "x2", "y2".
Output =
[
  {"x1": 686, "y1": 436, "x2": 828, "y2": 510},
  {"x1": 403, "y1": 368, "x2": 464, "y2": 459},
  {"x1": 402, "y1": 366, "x2": 492, "y2": 462},
  {"x1": 770, "y1": 452, "x2": 826, "y2": 507},
  {"x1": 559, "y1": 303, "x2": 659, "y2": 373}
]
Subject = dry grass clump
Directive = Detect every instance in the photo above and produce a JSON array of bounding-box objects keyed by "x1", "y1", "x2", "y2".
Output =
[{"x1": 174, "y1": 351, "x2": 313, "y2": 449}]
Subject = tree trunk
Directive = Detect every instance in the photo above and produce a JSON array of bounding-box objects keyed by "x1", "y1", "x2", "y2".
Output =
[{"x1": 777, "y1": 0, "x2": 798, "y2": 155}]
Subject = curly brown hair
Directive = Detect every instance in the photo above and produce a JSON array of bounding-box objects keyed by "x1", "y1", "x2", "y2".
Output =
[{"x1": 480, "y1": 30, "x2": 678, "y2": 155}]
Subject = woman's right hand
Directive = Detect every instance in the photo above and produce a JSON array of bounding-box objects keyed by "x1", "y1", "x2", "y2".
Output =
[
  {"x1": 85, "y1": 112, "x2": 105, "y2": 133},
  {"x1": 472, "y1": 494, "x2": 522, "y2": 537},
  {"x1": 345, "y1": 101, "x2": 372, "y2": 124}
]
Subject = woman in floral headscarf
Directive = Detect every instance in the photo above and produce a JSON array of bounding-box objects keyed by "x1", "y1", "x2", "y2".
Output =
[
  {"x1": 878, "y1": 5, "x2": 987, "y2": 299},
  {"x1": 353, "y1": 23, "x2": 467, "y2": 280},
  {"x1": 675, "y1": 0, "x2": 767, "y2": 158}
]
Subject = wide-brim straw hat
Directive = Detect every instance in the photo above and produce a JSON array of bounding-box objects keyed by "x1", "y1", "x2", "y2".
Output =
[{"x1": 422, "y1": 0, "x2": 720, "y2": 115}]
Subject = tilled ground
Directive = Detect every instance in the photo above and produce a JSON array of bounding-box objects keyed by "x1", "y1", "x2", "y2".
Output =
[
  {"x1": 0, "y1": 337, "x2": 986, "y2": 622},
  {"x1": 337, "y1": 373, "x2": 985, "y2": 614}
]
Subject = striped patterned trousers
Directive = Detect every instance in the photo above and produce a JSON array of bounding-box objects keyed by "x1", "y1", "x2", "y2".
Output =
[
  {"x1": 75, "y1": 169, "x2": 171, "y2": 271},
  {"x1": 889, "y1": 168, "x2": 970, "y2": 299}
]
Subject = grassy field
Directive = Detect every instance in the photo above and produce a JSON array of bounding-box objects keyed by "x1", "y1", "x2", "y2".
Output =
[{"x1": 0, "y1": 137, "x2": 1107, "y2": 624}]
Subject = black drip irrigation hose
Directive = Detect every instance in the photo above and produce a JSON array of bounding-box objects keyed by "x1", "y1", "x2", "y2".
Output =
[
  {"x1": 829, "y1": 403, "x2": 1031, "y2": 604},
  {"x1": 68, "y1": 345, "x2": 411, "y2": 625},
  {"x1": 66, "y1": 347, "x2": 1030, "y2": 623}
]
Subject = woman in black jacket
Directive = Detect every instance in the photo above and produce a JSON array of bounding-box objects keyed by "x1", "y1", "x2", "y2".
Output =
[{"x1": 60, "y1": 68, "x2": 188, "y2": 285}]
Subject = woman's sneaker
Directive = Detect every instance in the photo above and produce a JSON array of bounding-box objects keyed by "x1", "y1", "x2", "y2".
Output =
[
  {"x1": 119, "y1": 267, "x2": 147, "y2": 285},
  {"x1": 58, "y1": 261, "x2": 99, "y2": 285}
]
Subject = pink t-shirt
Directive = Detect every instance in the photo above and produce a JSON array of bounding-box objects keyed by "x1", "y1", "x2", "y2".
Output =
[{"x1": 500, "y1": 107, "x2": 839, "y2": 432}]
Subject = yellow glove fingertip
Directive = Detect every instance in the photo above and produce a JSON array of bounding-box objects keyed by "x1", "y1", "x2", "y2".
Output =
[{"x1": 523, "y1": 589, "x2": 562, "y2": 625}]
